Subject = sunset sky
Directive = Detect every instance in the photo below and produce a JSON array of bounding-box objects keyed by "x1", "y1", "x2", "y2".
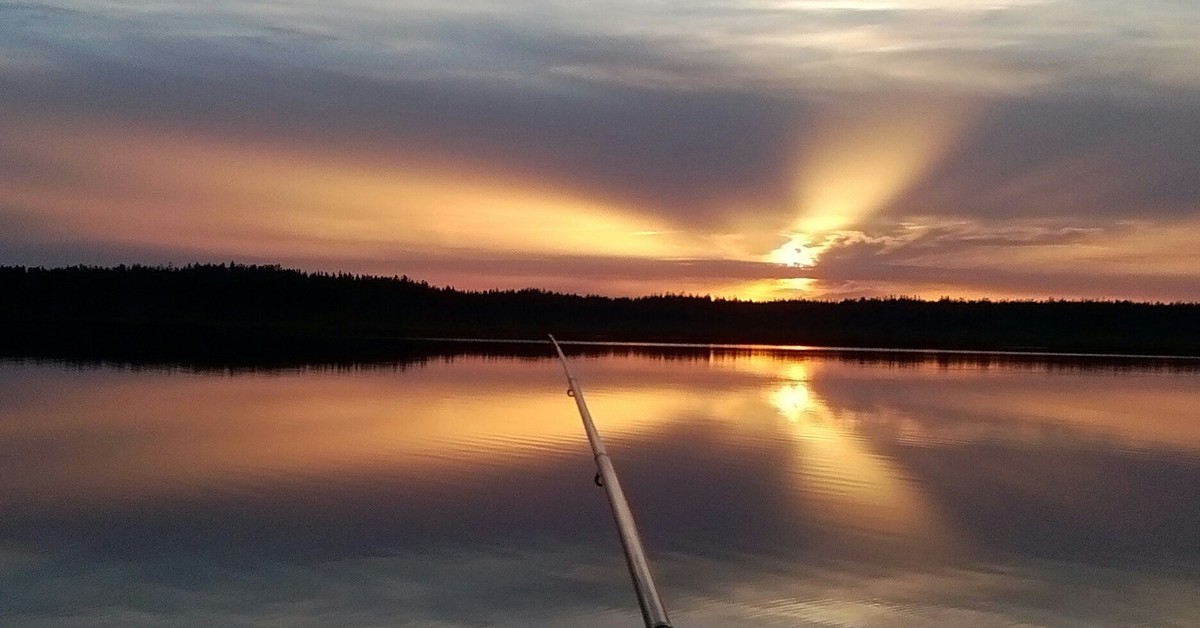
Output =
[{"x1": 3, "y1": 1, "x2": 1200, "y2": 300}]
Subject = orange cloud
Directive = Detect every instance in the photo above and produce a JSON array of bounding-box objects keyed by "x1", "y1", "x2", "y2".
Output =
[{"x1": 3, "y1": 117, "x2": 738, "y2": 265}]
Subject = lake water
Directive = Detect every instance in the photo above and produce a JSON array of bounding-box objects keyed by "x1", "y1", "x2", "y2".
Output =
[{"x1": 2, "y1": 343, "x2": 1200, "y2": 627}]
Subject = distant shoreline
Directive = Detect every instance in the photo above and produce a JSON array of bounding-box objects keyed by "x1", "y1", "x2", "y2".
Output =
[{"x1": 3, "y1": 263, "x2": 1199, "y2": 362}]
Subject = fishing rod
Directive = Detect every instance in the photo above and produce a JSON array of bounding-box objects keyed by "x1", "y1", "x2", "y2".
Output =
[{"x1": 549, "y1": 335, "x2": 673, "y2": 628}]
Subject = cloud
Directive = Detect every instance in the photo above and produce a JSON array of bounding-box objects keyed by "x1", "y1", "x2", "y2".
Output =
[
  {"x1": 2, "y1": 1, "x2": 1200, "y2": 299},
  {"x1": 888, "y1": 95, "x2": 1200, "y2": 220},
  {"x1": 782, "y1": 217, "x2": 1200, "y2": 300},
  {"x1": 0, "y1": 43, "x2": 804, "y2": 231}
]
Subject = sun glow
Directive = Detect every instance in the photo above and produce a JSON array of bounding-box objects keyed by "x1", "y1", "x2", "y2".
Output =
[
  {"x1": 768, "y1": 235, "x2": 821, "y2": 268},
  {"x1": 760, "y1": 97, "x2": 977, "y2": 297},
  {"x1": 794, "y1": 98, "x2": 975, "y2": 233}
]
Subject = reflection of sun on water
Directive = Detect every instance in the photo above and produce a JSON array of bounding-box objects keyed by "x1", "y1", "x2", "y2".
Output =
[
  {"x1": 765, "y1": 359, "x2": 957, "y2": 550},
  {"x1": 769, "y1": 363, "x2": 815, "y2": 423},
  {"x1": 771, "y1": 383, "x2": 812, "y2": 423}
]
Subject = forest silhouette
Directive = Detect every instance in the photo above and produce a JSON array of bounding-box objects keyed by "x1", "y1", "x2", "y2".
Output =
[{"x1": 2, "y1": 263, "x2": 1198, "y2": 361}]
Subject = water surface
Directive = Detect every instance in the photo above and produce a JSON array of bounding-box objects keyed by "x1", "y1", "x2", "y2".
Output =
[{"x1": 2, "y1": 345, "x2": 1199, "y2": 626}]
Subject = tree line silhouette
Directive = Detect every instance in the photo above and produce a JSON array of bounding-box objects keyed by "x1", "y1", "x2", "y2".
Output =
[{"x1": 2, "y1": 263, "x2": 1198, "y2": 360}]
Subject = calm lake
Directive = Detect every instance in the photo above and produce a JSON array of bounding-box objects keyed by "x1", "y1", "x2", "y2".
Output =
[{"x1": 2, "y1": 343, "x2": 1200, "y2": 626}]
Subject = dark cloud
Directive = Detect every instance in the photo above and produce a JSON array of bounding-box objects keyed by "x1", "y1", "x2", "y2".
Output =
[
  {"x1": 888, "y1": 95, "x2": 1200, "y2": 219},
  {"x1": 808, "y1": 222, "x2": 1200, "y2": 300},
  {"x1": 0, "y1": 44, "x2": 803, "y2": 230}
]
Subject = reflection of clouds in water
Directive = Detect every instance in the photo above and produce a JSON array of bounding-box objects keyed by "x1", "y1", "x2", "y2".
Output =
[
  {"x1": 808, "y1": 364, "x2": 1200, "y2": 456},
  {"x1": 667, "y1": 556, "x2": 1200, "y2": 627},
  {"x1": 1, "y1": 548, "x2": 639, "y2": 628},
  {"x1": 4, "y1": 355, "x2": 1200, "y2": 625},
  {"x1": 5, "y1": 548, "x2": 1198, "y2": 627}
]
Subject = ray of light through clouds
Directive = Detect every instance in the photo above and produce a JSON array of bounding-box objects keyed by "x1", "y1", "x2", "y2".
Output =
[{"x1": 2, "y1": 0, "x2": 1200, "y2": 298}]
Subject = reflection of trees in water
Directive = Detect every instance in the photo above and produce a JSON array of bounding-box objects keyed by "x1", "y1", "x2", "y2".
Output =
[{"x1": 11, "y1": 338, "x2": 1200, "y2": 374}]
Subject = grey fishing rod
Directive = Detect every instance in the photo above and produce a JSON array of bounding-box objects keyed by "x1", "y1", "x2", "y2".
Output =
[{"x1": 549, "y1": 335, "x2": 673, "y2": 628}]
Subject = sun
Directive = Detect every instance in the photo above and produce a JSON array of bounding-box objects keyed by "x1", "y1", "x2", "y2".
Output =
[{"x1": 768, "y1": 235, "x2": 819, "y2": 268}]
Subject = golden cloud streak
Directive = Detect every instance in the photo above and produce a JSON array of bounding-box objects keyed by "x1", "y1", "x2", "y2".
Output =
[{"x1": 3, "y1": 119, "x2": 736, "y2": 264}]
